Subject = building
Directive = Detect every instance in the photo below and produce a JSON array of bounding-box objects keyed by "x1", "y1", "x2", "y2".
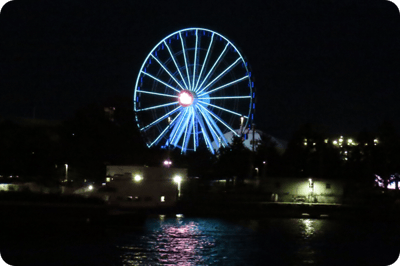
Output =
[
  {"x1": 82, "y1": 166, "x2": 187, "y2": 209},
  {"x1": 256, "y1": 177, "x2": 345, "y2": 203}
]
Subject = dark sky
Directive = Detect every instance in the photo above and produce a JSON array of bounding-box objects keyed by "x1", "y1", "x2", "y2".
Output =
[{"x1": 1, "y1": 0, "x2": 399, "y2": 140}]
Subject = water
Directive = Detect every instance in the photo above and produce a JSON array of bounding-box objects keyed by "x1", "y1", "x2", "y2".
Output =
[{"x1": 2, "y1": 216, "x2": 399, "y2": 266}]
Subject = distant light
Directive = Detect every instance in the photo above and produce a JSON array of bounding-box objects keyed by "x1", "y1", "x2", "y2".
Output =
[
  {"x1": 102, "y1": 183, "x2": 106, "y2": 186},
  {"x1": 106, "y1": 177, "x2": 111, "y2": 182},
  {"x1": 134, "y1": 175, "x2": 142, "y2": 182},
  {"x1": 160, "y1": 196, "x2": 165, "y2": 202},
  {"x1": 88, "y1": 185, "x2": 93, "y2": 190},
  {"x1": 263, "y1": 161, "x2": 266, "y2": 164},
  {"x1": 324, "y1": 139, "x2": 328, "y2": 144},
  {"x1": 176, "y1": 214, "x2": 184, "y2": 218},
  {"x1": 313, "y1": 143, "x2": 316, "y2": 146},
  {"x1": 374, "y1": 139, "x2": 378, "y2": 143},
  {"x1": 348, "y1": 139, "x2": 353, "y2": 144},
  {"x1": 333, "y1": 140, "x2": 338, "y2": 145},
  {"x1": 339, "y1": 138, "x2": 343, "y2": 143},
  {"x1": 173, "y1": 175, "x2": 182, "y2": 183},
  {"x1": 303, "y1": 142, "x2": 307, "y2": 146},
  {"x1": 163, "y1": 160, "x2": 172, "y2": 166}
]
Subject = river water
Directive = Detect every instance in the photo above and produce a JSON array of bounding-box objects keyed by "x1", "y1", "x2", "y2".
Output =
[{"x1": 2, "y1": 216, "x2": 399, "y2": 266}]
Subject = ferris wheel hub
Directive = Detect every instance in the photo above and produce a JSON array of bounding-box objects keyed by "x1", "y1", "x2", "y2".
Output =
[{"x1": 178, "y1": 90, "x2": 196, "y2": 107}]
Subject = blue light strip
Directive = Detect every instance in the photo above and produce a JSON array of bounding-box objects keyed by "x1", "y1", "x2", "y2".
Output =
[
  {"x1": 168, "y1": 108, "x2": 188, "y2": 146},
  {"x1": 179, "y1": 32, "x2": 191, "y2": 90},
  {"x1": 181, "y1": 110, "x2": 193, "y2": 153},
  {"x1": 195, "y1": 42, "x2": 230, "y2": 93},
  {"x1": 199, "y1": 103, "x2": 239, "y2": 137},
  {"x1": 194, "y1": 107, "x2": 214, "y2": 154},
  {"x1": 197, "y1": 57, "x2": 241, "y2": 95},
  {"x1": 137, "y1": 101, "x2": 178, "y2": 112},
  {"x1": 171, "y1": 109, "x2": 191, "y2": 146},
  {"x1": 150, "y1": 54, "x2": 186, "y2": 91},
  {"x1": 198, "y1": 76, "x2": 248, "y2": 97},
  {"x1": 141, "y1": 71, "x2": 180, "y2": 93},
  {"x1": 196, "y1": 106, "x2": 219, "y2": 150},
  {"x1": 192, "y1": 107, "x2": 196, "y2": 151},
  {"x1": 138, "y1": 90, "x2": 178, "y2": 98},
  {"x1": 163, "y1": 40, "x2": 189, "y2": 90},
  {"x1": 149, "y1": 112, "x2": 182, "y2": 147},
  {"x1": 194, "y1": 33, "x2": 214, "y2": 91},
  {"x1": 198, "y1": 95, "x2": 251, "y2": 100},
  {"x1": 198, "y1": 104, "x2": 229, "y2": 146},
  {"x1": 192, "y1": 29, "x2": 198, "y2": 91},
  {"x1": 140, "y1": 106, "x2": 181, "y2": 132},
  {"x1": 198, "y1": 100, "x2": 247, "y2": 118}
]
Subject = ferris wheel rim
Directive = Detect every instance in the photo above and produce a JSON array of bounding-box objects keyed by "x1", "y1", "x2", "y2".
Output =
[{"x1": 134, "y1": 27, "x2": 255, "y2": 153}]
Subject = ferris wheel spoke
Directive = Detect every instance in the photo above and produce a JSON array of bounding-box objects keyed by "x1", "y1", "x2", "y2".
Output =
[
  {"x1": 164, "y1": 40, "x2": 189, "y2": 90},
  {"x1": 137, "y1": 90, "x2": 178, "y2": 98},
  {"x1": 199, "y1": 95, "x2": 251, "y2": 100},
  {"x1": 192, "y1": 29, "x2": 198, "y2": 91},
  {"x1": 194, "y1": 108, "x2": 215, "y2": 154},
  {"x1": 179, "y1": 32, "x2": 192, "y2": 90},
  {"x1": 195, "y1": 42, "x2": 230, "y2": 93},
  {"x1": 191, "y1": 108, "x2": 197, "y2": 151},
  {"x1": 198, "y1": 104, "x2": 240, "y2": 138},
  {"x1": 140, "y1": 106, "x2": 182, "y2": 132},
  {"x1": 197, "y1": 105, "x2": 229, "y2": 147},
  {"x1": 198, "y1": 76, "x2": 249, "y2": 97},
  {"x1": 197, "y1": 57, "x2": 241, "y2": 95},
  {"x1": 137, "y1": 101, "x2": 179, "y2": 112},
  {"x1": 167, "y1": 108, "x2": 188, "y2": 146},
  {"x1": 150, "y1": 54, "x2": 186, "y2": 91},
  {"x1": 170, "y1": 109, "x2": 191, "y2": 147},
  {"x1": 148, "y1": 112, "x2": 182, "y2": 148},
  {"x1": 181, "y1": 109, "x2": 194, "y2": 153},
  {"x1": 141, "y1": 71, "x2": 180, "y2": 93},
  {"x1": 198, "y1": 100, "x2": 248, "y2": 118},
  {"x1": 194, "y1": 33, "x2": 214, "y2": 91}
]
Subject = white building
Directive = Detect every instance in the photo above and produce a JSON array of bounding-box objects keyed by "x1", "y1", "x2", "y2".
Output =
[{"x1": 83, "y1": 166, "x2": 187, "y2": 209}]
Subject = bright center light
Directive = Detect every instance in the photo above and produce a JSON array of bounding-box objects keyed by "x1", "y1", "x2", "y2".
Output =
[
  {"x1": 88, "y1": 185, "x2": 93, "y2": 190},
  {"x1": 178, "y1": 90, "x2": 194, "y2": 107}
]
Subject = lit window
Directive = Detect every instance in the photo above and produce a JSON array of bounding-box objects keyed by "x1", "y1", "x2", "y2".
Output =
[{"x1": 160, "y1": 196, "x2": 165, "y2": 202}]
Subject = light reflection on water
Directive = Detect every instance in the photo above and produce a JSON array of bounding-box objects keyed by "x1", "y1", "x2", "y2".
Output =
[{"x1": 114, "y1": 217, "x2": 399, "y2": 266}]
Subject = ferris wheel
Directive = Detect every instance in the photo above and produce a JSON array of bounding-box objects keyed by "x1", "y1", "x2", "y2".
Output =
[{"x1": 134, "y1": 28, "x2": 255, "y2": 154}]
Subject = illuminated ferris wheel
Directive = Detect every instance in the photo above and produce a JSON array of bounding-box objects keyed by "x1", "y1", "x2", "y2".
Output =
[{"x1": 134, "y1": 28, "x2": 255, "y2": 154}]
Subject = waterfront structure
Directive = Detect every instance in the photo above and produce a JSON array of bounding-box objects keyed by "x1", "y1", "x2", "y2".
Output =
[
  {"x1": 253, "y1": 177, "x2": 344, "y2": 203},
  {"x1": 86, "y1": 165, "x2": 187, "y2": 208}
]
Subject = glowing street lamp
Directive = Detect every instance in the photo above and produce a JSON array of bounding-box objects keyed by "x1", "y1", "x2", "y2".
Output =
[
  {"x1": 173, "y1": 175, "x2": 182, "y2": 198},
  {"x1": 133, "y1": 174, "x2": 142, "y2": 182}
]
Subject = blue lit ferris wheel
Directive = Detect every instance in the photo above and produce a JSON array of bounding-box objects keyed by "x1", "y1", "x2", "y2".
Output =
[{"x1": 134, "y1": 28, "x2": 255, "y2": 154}]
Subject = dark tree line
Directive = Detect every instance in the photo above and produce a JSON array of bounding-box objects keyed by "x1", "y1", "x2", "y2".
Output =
[{"x1": 1, "y1": 102, "x2": 399, "y2": 187}]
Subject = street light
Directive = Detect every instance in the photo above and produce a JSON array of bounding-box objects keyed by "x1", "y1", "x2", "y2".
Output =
[{"x1": 173, "y1": 175, "x2": 182, "y2": 198}]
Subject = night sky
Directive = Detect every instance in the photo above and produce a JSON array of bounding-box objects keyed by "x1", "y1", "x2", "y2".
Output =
[{"x1": 1, "y1": 0, "x2": 399, "y2": 140}]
